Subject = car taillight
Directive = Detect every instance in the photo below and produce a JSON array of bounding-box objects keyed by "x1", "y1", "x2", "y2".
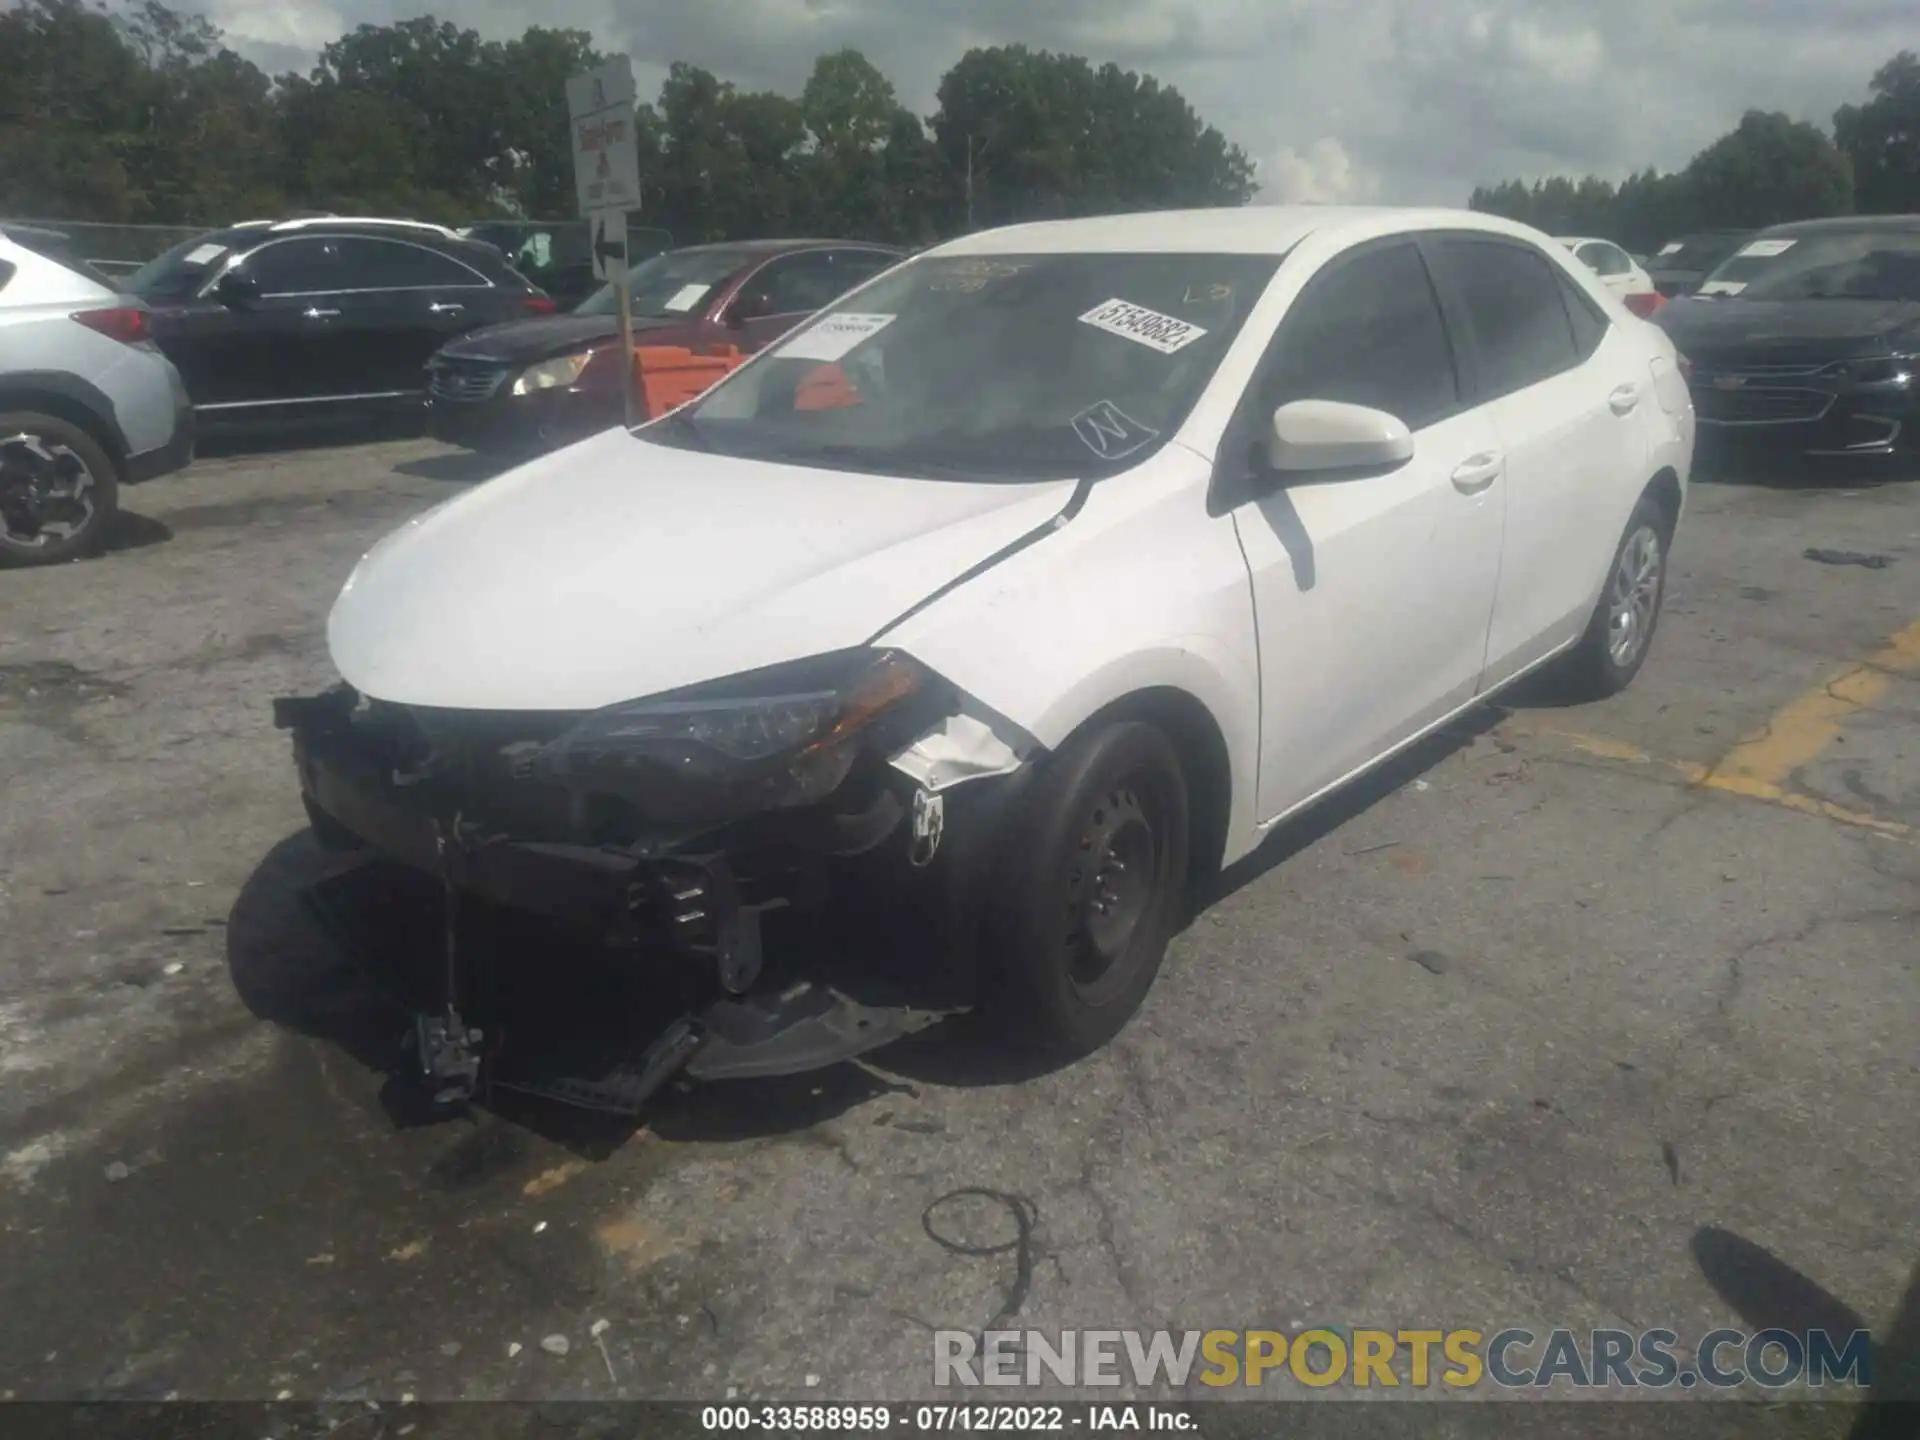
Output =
[
  {"x1": 523, "y1": 295, "x2": 557, "y2": 315},
  {"x1": 71, "y1": 305, "x2": 150, "y2": 345},
  {"x1": 1623, "y1": 291, "x2": 1666, "y2": 319}
]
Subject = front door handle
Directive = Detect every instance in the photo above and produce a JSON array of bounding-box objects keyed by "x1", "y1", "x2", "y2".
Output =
[
  {"x1": 302, "y1": 306, "x2": 340, "y2": 320},
  {"x1": 1609, "y1": 384, "x2": 1641, "y2": 415},
  {"x1": 1450, "y1": 452, "x2": 1504, "y2": 494},
  {"x1": 428, "y1": 302, "x2": 465, "y2": 316}
]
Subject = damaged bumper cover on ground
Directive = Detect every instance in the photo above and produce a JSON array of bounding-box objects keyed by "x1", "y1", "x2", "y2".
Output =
[{"x1": 272, "y1": 651, "x2": 1034, "y2": 1111}]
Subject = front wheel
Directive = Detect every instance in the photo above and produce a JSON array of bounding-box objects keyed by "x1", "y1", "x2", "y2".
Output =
[
  {"x1": 0, "y1": 413, "x2": 120, "y2": 568},
  {"x1": 1553, "y1": 492, "x2": 1672, "y2": 701},
  {"x1": 979, "y1": 720, "x2": 1190, "y2": 1057}
]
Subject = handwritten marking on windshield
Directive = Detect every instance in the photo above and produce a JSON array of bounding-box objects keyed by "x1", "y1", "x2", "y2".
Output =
[{"x1": 1072, "y1": 400, "x2": 1160, "y2": 460}]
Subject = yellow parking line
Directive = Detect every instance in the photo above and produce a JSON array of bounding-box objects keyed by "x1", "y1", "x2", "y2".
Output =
[{"x1": 1697, "y1": 619, "x2": 1920, "y2": 793}]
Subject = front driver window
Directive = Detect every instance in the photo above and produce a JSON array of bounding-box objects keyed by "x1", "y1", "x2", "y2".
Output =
[{"x1": 1257, "y1": 241, "x2": 1462, "y2": 432}]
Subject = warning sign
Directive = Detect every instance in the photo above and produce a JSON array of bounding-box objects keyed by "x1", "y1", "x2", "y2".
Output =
[{"x1": 568, "y1": 57, "x2": 642, "y2": 217}]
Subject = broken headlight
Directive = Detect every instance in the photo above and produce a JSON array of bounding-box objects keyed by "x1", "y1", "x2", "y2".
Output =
[{"x1": 537, "y1": 649, "x2": 944, "y2": 822}]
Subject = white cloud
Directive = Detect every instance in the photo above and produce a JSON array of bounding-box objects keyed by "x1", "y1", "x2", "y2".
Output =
[{"x1": 1259, "y1": 138, "x2": 1378, "y2": 205}]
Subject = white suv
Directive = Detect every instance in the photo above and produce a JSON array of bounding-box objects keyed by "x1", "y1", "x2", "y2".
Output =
[{"x1": 0, "y1": 228, "x2": 194, "y2": 566}]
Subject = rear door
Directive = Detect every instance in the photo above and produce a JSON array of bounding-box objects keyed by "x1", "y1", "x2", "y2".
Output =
[
  {"x1": 330, "y1": 238, "x2": 495, "y2": 395},
  {"x1": 1427, "y1": 235, "x2": 1649, "y2": 685}
]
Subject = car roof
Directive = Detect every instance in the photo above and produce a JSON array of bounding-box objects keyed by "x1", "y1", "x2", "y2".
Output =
[
  {"x1": 1759, "y1": 215, "x2": 1920, "y2": 236},
  {"x1": 932, "y1": 205, "x2": 1549, "y2": 257},
  {"x1": 673, "y1": 238, "x2": 904, "y2": 257}
]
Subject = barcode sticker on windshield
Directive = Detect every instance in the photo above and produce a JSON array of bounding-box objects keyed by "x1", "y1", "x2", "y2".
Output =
[
  {"x1": 663, "y1": 284, "x2": 709, "y2": 312},
  {"x1": 185, "y1": 243, "x2": 227, "y2": 265},
  {"x1": 1079, "y1": 298, "x2": 1208, "y2": 354},
  {"x1": 1736, "y1": 238, "x2": 1797, "y2": 258},
  {"x1": 1657, "y1": 242, "x2": 1684, "y2": 256},
  {"x1": 777, "y1": 312, "x2": 896, "y2": 361}
]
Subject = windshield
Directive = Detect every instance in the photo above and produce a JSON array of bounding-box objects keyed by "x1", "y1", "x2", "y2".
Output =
[
  {"x1": 125, "y1": 233, "x2": 238, "y2": 300},
  {"x1": 650, "y1": 250, "x2": 1282, "y2": 482},
  {"x1": 1653, "y1": 234, "x2": 1746, "y2": 270},
  {"x1": 575, "y1": 247, "x2": 758, "y2": 318},
  {"x1": 1697, "y1": 229, "x2": 1920, "y2": 301}
]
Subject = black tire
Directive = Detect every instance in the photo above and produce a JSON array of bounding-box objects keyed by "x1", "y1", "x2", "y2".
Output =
[
  {"x1": 1554, "y1": 491, "x2": 1673, "y2": 701},
  {"x1": 979, "y1": 720, "x2": 1191, "y2": 1056},
  {"x1": 0, "y1": 411, "x2": 120, "y2": 568}
]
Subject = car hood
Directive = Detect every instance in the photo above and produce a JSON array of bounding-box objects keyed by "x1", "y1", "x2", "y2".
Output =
[
  {"x1": 327, "y1": 428, "x2": 1080, "y2": 712},
  {"x1": 438, "y1": 313, "x2": 688, "y2": 364},
  {"x1": 1656, "y1": 296, "x2": 1920, "y2": 366}
]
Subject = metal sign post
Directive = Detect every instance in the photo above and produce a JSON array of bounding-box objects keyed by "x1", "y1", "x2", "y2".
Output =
[{"x1": 568, "y1": 57, "x2": 643, "y2": 428}]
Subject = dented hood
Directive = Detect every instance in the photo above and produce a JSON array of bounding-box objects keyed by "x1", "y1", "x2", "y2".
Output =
[{"x1": 327, "y1": 427, "x2": 1077, "y2": 711}]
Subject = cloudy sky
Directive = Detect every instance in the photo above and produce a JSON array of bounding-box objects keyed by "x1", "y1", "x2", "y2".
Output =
[{"x1": 200, "y1": 0, "x2": 1912, "y2": 205}]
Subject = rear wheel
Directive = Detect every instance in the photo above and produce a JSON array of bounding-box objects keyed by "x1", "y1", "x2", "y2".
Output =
[
  {"x1": 1553, "y1": 491, "x2": 1672, "y2": 701},
  {"x1": 980, "y1": 720, "x2": 1190, "y2": 1056},
  {"x1": 0, "y1": 412, "x2": 120, "y2": 568}
]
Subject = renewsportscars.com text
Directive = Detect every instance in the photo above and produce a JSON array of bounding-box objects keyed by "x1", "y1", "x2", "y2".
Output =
[{"x1": 933, "y1": 1327, "x2": 1874, "y2": 1391}]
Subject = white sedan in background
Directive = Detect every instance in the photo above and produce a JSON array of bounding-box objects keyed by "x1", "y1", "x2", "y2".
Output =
[
  {"x1": 1557, "y1": 235, "x2": 1665, "y2": 317},
  {"x1": 280, "y1": 204, "x2": 1696, "y2": 1111}
]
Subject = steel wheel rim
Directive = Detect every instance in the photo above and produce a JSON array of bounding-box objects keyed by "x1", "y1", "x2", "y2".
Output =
[
  {"x1": 0, "y1": 433, "x2": 98, "y2": 549},
  {"x1": 1064, "y1": 784, "x2": 1159, "y2": 1003},
  {"x1": 1606, "y1": 524, "x2": 1662, "y2": 668}
]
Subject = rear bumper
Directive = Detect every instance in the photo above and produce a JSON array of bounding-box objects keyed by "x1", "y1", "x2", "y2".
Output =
[{"x1": 125, "y1": 397, "x2": 195, "y2": 483}]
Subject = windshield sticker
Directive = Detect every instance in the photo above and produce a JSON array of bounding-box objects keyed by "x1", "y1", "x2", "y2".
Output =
[
  {"x1": 930, "y1": 260, "x2": 1029, "y2": 293},
  {"x1": 1079, "y1": 298, "x2": 1209, "y2": 354},
  {"x1": 776, "y1": 312, "x2": 896, "y2": 362},
  {"x1": 1735, "y1": 238, "x2": 1797, "y2": 259},
  {"x1": 662, "y1": 283, "x2": 710, "y2": 312},
  {"x1": 1657, "y1": 241, "x2": 1685, "y2": 256},
  {"x1": 1698, "y1": 281, "x2": 1747, "y2": 296},
  {"x1": 184, "y1": 243, "x2": 227, "y2": 265},
  {"x1": 1072, "y1": 400, "x2": 1160, "y2": 461},
  {"x1": 1183, "y1": 283, "x2": 1233, "y2": 304}
]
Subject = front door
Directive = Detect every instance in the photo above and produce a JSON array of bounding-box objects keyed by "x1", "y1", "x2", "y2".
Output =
[{"x1": 1221, "y1": 238, "x2": 1507, "y2": 823}]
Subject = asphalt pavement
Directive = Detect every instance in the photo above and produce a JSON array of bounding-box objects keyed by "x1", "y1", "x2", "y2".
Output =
[{"x1": 0, "y1": 438, "x2": 1915, "y2": 1426}]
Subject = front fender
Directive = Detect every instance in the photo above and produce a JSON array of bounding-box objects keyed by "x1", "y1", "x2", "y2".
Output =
[{"x1": 876, "y1": 450, "x2": 1265, "y2": 868}]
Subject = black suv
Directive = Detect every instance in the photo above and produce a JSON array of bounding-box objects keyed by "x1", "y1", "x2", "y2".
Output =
[{"x1": 123, "y1": 217, "x2": 557, "y2": 431}]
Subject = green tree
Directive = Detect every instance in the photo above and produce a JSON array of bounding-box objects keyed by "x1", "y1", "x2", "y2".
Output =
[
  {"x1": 1682, "y1": 109, "x2": 1852, "y2": 230},
  {"x1": 0, "y1": 0, "x2": 153, "y2": 219},
  {"x1": 930, "y1": 45, "x2": 1254, "y2": 231},
  {"x1": 1834, "y1": 51, "x2": 1920, "y2": 215}
]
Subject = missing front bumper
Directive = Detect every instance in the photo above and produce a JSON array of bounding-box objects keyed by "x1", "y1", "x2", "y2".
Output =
[{"x1": 275, "y1": 684, "x2": 1027, "y2": 1112}]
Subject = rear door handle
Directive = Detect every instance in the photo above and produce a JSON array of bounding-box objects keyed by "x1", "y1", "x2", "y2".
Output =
[
  {"x1": 1450, "y1": 452, "x2": 1504, "y2": 494},
  {"x1": 1609, "y1": 384, "x2": 1641, "y2": 415},
  {"x1": 428, "y1": 302, "x2": 465, "y2": 316},
  {"x1": 302, "y1": 306, "x2": 340, "y2": 320}
]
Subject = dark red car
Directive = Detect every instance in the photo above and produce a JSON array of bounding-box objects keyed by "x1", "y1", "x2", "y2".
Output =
[{"x1": 425, "y1": 238, "x2": 904, "y2": 453}]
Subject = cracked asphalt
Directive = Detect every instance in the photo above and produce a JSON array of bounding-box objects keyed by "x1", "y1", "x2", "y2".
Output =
[{"x1": 0, "y1": 438, "x2": 1916, "y2": 1425}]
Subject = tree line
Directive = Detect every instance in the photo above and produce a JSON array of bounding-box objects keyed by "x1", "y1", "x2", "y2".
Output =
[
  {"x1": 0, "y1": 0, "x2": 1257, "y2": 246},
  {"x1": 1470, "y1": 52, "x2": 1920, "y2": 250}
]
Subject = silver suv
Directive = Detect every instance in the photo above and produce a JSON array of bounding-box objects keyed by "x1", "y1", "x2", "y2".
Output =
[{"x1": 0, "y1": 227, "x2": 194, "y2": 567}]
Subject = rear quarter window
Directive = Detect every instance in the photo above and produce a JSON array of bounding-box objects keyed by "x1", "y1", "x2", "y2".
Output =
[{"x1": 1556, "y1": 270, "x2": 1609, "y2": 362}]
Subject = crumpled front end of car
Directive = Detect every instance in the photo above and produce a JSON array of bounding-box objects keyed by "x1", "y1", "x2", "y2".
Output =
[{"x1": 273, "y1": 648, "x2": 1037, "y2": 1113}]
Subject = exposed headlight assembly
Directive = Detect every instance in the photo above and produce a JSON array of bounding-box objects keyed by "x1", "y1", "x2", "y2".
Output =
[
  {"x1": 536, "y1": 649, "x2": 948, "y2": 824},
  {"x1": 512, "y1": 351, "x2": 593, "y2": 395}
]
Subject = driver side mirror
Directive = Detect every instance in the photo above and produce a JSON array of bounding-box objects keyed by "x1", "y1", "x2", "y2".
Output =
[
  {"x1": 215, "y1": 270, "x2": 260, "y2": 308},
  {"x1": 1264, "y1": 399, "x2": 1413, "y2": 477}
]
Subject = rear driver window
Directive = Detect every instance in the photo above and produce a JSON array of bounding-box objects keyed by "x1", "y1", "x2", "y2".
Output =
[
  {"x1": 1437, "y1": 239, "x2": 1580, "y2": 398},
  {"x1": 1558, "y1": 272, "x2": 1608, "y2": 362},
  {"x1": 0, "y1": 259, "x2": 14, "y2": 294}
]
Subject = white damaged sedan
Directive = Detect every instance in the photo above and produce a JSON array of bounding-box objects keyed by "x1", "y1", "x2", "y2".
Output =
[{"x1": 278, "y1": 204, "x2": 1694, "y2": 1109}]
